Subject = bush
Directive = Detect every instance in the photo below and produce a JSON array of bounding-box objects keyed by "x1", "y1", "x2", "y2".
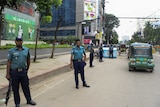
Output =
[{"x1": 0, "y1": 44, "x2": 72, "y2": 50}]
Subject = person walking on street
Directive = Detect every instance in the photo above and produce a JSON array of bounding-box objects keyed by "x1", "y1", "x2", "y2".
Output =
[
  {"x1": 89, "y1": 43, "x2": 94, "y2": 67},
  {"x1": 70, "y1": 39, "x2": 90, "y2": 89},
  {"x1": 6, "y1": 37, "x2": 36, "y2": 107},
  {"x1": 99, "y1": 43, "x2": 104, "y2": 62}
]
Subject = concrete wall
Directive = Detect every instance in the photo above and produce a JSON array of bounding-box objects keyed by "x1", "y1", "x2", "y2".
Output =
[{"x1": 76, "y1": 0, "x2": 84, "y2": 43}]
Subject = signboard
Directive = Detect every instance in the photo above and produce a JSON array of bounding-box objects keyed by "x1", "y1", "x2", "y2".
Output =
[
  {"x1": 4, "y1": 14, "x2": 36, "y2": 41},
  {"x1": 84, "y1": 0, "x2": 96, "y2": 20},
  {"x1": 84, "y1": 39, "x2": 91, "y2": 44}
]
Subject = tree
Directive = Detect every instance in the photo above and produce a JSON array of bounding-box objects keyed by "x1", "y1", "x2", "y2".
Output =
[
  {"x1": 32, "y1": 0, "x2": 63, "y2": 62},
  {"x1": 111, "y1": 30, "x2": 119, "y2": 44},
  {"x1": 143, "y1": 22, "x2": 154, "y2": 42},
  {"x1": 104, "y1": 13, "x2": 120, "y2": 44},
  {"x1": 50, "y1": 16, "x2": 62, "y2": 58},
  {"x1": 131, "y1": 21, "x2": 160, "y2": 45},
  {"x1": 131, "y1": 32, "x2": 144, "y2": 43}
]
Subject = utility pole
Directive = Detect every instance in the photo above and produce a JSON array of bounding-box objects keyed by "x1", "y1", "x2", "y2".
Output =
[{"x1": 102, "y1": 0, "x2": 106, "y2": 44}]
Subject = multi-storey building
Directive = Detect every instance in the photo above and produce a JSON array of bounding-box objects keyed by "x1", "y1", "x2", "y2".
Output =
[{"x1": 40, "y1": 0, "x2": 103, "y2": 45}]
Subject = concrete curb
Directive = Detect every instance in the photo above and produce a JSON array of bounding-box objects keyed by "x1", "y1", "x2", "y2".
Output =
[{"x1": 29, "y1": 64, "x2": 71, "y2": 86}]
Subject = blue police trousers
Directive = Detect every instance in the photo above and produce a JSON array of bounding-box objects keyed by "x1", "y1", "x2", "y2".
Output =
[
  {"x1": 10, "y1": 69, "x2": 31, "y2": 104},
  {"x1": 73, "y1": 60, "x2": 86, "y2": 86}
]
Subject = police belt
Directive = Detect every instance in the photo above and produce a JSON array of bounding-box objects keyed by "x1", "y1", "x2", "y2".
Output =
[
  {"x1": 11, "y1": 68, "x2": 26, "y2": 72},
  {"x1": 73, "y1": 59, "x2": 83, "y2": 62}
]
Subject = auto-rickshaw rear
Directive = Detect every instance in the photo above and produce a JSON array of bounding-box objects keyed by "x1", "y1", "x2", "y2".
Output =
[
  {"x1": 128, "y1": 42, "x2": 155, "y2": 72},
  {"x1": 119, "y1": 44, "x2": 127, "y2": 55}
]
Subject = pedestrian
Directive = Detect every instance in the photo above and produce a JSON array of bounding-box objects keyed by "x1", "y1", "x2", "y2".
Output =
[
  {"x1": 89, "y1": 43, "x2": 94, "y2": 67},
  {"x1": 109, "y1": 44, "x2": 114, "y2": 58},
  {"x1": 99, "y1": 43, "x2": 103, "y2": 62},
  {"x1": 70, "y1": 39, "x2": 90, "y2": 89},
  {"x1": 6, "y1": 36, "x2": 36, "y2": 107}
]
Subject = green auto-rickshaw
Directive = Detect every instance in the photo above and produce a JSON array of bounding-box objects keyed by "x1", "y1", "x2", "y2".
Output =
[{"x1": 128, "y1": 42, "x2": 155, "y2": 72}]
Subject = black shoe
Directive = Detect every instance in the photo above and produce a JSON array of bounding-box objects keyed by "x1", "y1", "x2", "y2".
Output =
[
  {"x1": 90, "y1": 65, "x2": 94, "y2": 67},
  {"x1": 76, "y1": 85, "x2": 79, "y2": 89},
  {"x1": 27, "y1": 100, "x2": 36, "y2": 105},
  {"x1": 83, "y1": 84, "x2": 90, "y2": 88},
  {"x1": 15, "y1": 104, "x2": 20, "y2": 107}
]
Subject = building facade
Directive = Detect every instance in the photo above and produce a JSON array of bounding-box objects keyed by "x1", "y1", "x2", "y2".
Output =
[
  {"x1": 40, "y1": 0, "x2": 76, "y2": 40},
  {"x1": 40, "y1": 0, "x2": 103, "y2": 45}
]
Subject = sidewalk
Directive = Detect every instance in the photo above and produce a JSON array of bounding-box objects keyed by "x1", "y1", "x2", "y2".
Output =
[{"x1": 0, "y1": 52, "x2": 90, "y2": 95}]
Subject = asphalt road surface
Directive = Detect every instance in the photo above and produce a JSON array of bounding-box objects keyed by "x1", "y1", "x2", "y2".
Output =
[
  {"x1": 1, "y1": 54, "x2": 160, "y2": 107},
  {"x1": 0, "y1": 48, "x2": 71, "y2": 60}
]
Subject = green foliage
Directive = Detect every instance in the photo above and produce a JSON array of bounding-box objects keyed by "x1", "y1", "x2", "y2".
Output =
[
  {"x1": 52, "y1": 0, "x2": 63, "y2": 8},
  {"x1": 41, "y1": 16, "x2": 52, "y2": 23},
  {"x1": 104, "y1": 13, "x2": 120, "y2": 44},
  {"x1": 105, "y1": 14, "x2": 120, "y2": 29},
  {"x1": 0, "y1": 43, "x2": 72, "y2": 50},
  {"x1": 111, "y1": 31, "x2": 119, "y2": 44},
  {"x1": 66, "y1": 36, "x2": 79, "y2": 45},
  {"x1": 131, "y1": 21, "x2": 160, "y2": 45},
  {"x1": 35, "y1": 0, "x2": 62, "y2": 23}
]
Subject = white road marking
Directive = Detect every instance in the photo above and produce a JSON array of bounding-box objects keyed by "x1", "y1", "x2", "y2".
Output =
[
  {"x1": 33, "y1": 74, "x2": 73, "y2": 98},
  {"x1": 0, "y1": 99, "x2": 5, "y2": 103}
]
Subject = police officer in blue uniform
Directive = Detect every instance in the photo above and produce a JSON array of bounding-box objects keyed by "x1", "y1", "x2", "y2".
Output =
[
  {"x1": 89, "y1": 43, "x2": 94, "y2": 67},
  {"x1": 99, "y1": 43, "x2": 103, "y2": 62},
  {"x1": 70, "y1": 39, "x2": 90, "y2": 89},
  {"x1": 109, "y1": 44, "x2": 114, "y2": 58},
  {"x1": 6, "y1": 37, "x2": 36, "y2": 107}
]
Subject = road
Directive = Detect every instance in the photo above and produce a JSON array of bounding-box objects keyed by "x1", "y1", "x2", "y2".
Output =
[
  {"x1": 1, "y1": 54, "x2": 160, "y2": 107},
  {"x1": 0, "y1": 48, "x2": 71, "y2": 65},
  {"x1": 0, "y1": 48, "x2": 71, "y2": 60}
]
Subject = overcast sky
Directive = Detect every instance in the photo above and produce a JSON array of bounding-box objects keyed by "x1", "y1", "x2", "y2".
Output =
[{"x1": 106, "y1": 0, "x2": 160, "y2": 40}]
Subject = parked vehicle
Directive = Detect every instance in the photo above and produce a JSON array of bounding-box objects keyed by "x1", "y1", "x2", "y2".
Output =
[{"x1": 128, "y1": 42, "x2": 155, "y2": 72}]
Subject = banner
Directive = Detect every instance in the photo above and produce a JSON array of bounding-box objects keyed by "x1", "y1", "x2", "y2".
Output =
[
  {"x1": 4, "y1": 14, "x2": 36, "y2": 41},
  {"x1": 84, "y1": 0, "x2": 96, "y2": 20}
]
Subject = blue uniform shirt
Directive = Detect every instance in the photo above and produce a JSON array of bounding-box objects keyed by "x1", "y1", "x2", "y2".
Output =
[
  {"x1": 7, "y1": 46, "x2": 30, "y2": 69},
  {"x1": 71, "y1": 46, "x2": 85, "y2": 60}
]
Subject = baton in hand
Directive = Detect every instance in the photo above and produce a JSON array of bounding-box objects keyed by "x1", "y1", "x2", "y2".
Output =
[{"x1": 5, "y1": 78, "x2": 12, "y2": 106}]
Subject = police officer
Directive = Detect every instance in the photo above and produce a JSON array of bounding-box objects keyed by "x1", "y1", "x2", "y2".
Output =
[
  {"x1": 6, "y1": 37, "x2": 36, "y2": 107},
  {"x1": 109, "y1": 44, "x2": 114, "y2": 58},
  {"x1": 99, "y1": 43, "x2": 103, "y2": 62},
  {"x1": 89, "y1": 43, "x2": 94, "y2": 67},
  {"x1": 70, "y1": 39, "x2": 90, "y2": 89}
]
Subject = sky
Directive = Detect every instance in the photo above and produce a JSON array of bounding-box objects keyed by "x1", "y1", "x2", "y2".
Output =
[{"x1": 105, "y1": 0, "x2": 160, "y2": 41}]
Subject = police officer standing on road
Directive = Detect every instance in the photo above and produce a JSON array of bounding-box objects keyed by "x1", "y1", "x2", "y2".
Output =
[
  {"x1": 6, "y1": 37, "x2": 36, "y2": 107},
  {"x1": 99, "y1": 43, "x2": 103, "y2": 62},
  {"x1": 89, "y1": 43, "x2": 94, "y2": 67},
  {"x1": 109, "y1": 44, "x2": 114, "y2": 58},
  {"x1": 70, "y1": 39, "x2": 90, "y2": 89}
]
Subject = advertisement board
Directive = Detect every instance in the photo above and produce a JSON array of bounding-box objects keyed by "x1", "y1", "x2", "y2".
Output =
[
  {"x1": 84, "y1": 0, "x2": 96, "y2": 20},
  {"x1": 4, "y1": 14, "x2": 36, "y2": 41}
]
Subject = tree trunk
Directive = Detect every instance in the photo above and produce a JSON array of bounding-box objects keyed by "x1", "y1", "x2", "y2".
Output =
[
  {"x1": 0, "y1": 12, "x2": 2, "y2": 46},
  {"x1": 0, "y1": 19, "x2": 2, "y2": 46},
  {"x1": 50, "y1": 16, "x2": 62, "y2": 58},
  {"x1": 33, "y1": 15, "x2": 41, "y2": 62},
  {"x1": 33, "y1": 28, "x2": 39, "y2": 62}
]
